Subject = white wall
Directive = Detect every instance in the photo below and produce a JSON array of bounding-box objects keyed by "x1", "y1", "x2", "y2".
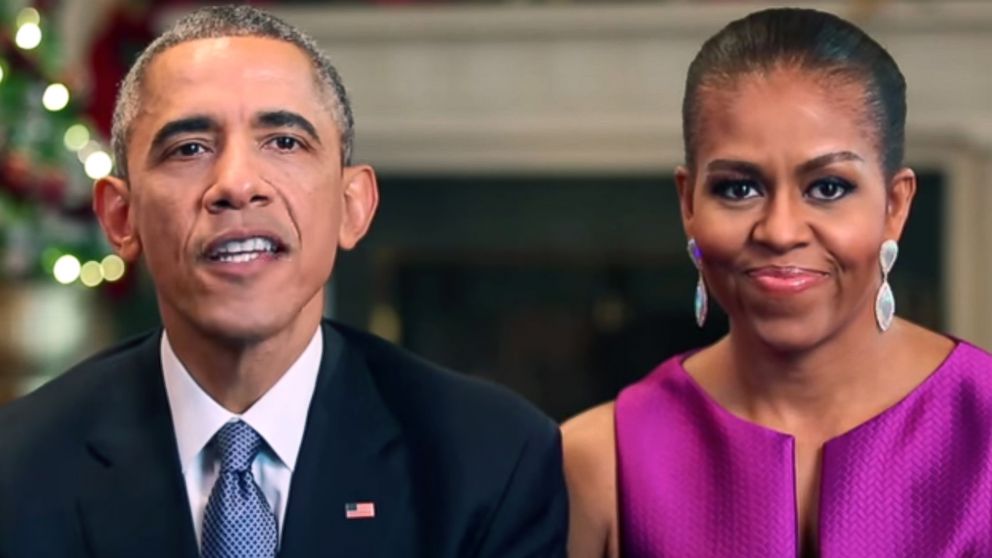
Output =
[{"x1": 268, "y1": 1, "x2": 992, "y2": 347}]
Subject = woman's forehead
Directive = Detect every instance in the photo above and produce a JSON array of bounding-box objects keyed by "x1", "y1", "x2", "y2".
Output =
[{"x1": 693, "y1": 69, "x2": 879, "y2": 163}]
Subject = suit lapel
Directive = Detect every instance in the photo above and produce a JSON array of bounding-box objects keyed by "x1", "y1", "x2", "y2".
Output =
[
  {"x1": 278, "y1": 324, "x2": 408, "y2": 558},
  {"x1": 77, "y1": 332, "x2": 199, "y2": 558}
]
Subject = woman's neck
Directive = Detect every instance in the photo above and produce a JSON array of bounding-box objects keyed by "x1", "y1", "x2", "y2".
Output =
[{"x1": 687, "y1": 316, "x2": 951, "y2": 440}]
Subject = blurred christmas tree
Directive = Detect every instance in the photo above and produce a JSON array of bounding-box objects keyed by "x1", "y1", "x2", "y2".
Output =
[{"x1": 0, "y1": 1, "x2": 125, "y2": 287}]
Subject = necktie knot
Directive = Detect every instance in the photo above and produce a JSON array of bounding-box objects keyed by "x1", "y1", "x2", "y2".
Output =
[
  {"x1": 213, "y1": 420, "x2": 263, "y2": 472},
  {"x1": 202, "y1": 419, "x2": 278, "y2": 557}
]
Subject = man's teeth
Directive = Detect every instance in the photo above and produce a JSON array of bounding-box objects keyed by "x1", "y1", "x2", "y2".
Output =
[
  {"x1": 217, "y1": 252, "x2": 265, "y2": 263},
  {"x1": 211, "y1": 237, "x2": 278, "y2": 262}
]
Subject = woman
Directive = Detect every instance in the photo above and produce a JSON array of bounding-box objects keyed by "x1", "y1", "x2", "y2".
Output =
[{"x1": 563, "y1": 7, "x2": 992, "y2": 557}]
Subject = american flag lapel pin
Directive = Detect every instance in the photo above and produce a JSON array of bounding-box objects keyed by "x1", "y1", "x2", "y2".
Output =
[{"x1": 345, "y1": 501, "x2": 376, "y2": 519}]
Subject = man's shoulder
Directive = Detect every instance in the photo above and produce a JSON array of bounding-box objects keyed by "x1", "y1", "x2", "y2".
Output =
[
  {"x1": 0, "y1": 330, "x2": 159, "y2": 447},
  {"x1": 328, "y1": 320, "x2": 557, "y2": 452}
]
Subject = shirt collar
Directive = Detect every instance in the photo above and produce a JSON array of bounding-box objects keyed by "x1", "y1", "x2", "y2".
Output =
[{"x1": 161, "y1": 326, "x2": 323, "y2": 474}]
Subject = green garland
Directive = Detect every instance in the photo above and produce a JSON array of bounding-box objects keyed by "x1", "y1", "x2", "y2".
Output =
[{"x1": 0, "y1": 4, "x2": 112, "y2": 282}]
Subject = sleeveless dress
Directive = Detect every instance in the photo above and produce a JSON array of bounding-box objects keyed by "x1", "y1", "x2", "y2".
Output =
[{"x1": 616, "y1": 342, "x2": 992, "y2": 557}]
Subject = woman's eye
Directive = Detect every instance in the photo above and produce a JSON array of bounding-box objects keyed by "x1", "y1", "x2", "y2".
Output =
[
  {"x1": 713, "y1": 179, "x2": 762, "y2": 200},
  {"x1": 807, "y1": 178, "x2": 855, "y2": 201}
]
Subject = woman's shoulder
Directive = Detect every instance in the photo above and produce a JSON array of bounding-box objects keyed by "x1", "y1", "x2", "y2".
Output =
[
  {"x1": 899, "y1": 320, "x2": 992, "y2": 378},
  {"x1": 563, "y1": 400, "x2": 615, "y2": 441},
  {"x1": 948, "y1": 338, "x2": 992, "y2": 368},
  {"x1": 562, "y1": 401, "x2": 619, "y2": 558},
  {"x1": 562, "y1": 401, "x2": 616, "y2": 492}
]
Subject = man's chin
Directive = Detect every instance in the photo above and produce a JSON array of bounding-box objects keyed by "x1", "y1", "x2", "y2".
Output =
[
  {"x1": 182, "y1": 311, "x2": 299, "y2": 347},
  {"x1": 159, "y1": 289, "x2": 326, "y2": 348}
]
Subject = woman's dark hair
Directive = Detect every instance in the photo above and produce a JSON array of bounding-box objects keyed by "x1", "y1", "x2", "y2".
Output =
[{"x1": 682, "y1": 8, "x2": 906, "y2": 178}]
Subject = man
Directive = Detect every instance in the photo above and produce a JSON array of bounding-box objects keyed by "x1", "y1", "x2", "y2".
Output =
[{"x1": 0, "y1": 6, "x2": 566, "y2": 557}]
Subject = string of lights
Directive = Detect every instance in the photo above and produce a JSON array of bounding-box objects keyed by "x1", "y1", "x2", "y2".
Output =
[{"x1": 0, "y1": 4, "x2": 125, "y2": 288}]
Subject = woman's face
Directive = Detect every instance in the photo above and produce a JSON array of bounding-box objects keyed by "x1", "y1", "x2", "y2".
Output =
[{"x1": 676, "y1": 67, "x2": 915, "y2": 352}]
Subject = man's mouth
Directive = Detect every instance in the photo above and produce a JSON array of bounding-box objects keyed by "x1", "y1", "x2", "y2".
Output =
[{"x1": 205, "y1": 236, "x2": 285, "y2": 263}]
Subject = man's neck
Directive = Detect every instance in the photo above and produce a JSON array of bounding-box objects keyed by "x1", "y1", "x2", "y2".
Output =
[{"x1": 163, "y1": 311, "x2": 323, "y2": 414}]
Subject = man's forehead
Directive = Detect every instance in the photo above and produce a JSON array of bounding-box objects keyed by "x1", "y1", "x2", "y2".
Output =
[
  {"x1": 134, "y1": 36, "x2": 331, "y2": 130},
  {"x1": 143, "y1": 35, "x2": 316, "y2": 89}
]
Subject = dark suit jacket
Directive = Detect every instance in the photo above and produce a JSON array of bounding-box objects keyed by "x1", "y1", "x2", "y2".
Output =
[{"x1": 0, "y1": 321, "x2": 567, "y2": 557}]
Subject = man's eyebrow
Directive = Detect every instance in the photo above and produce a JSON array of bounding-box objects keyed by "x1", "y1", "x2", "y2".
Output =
[
  {"x1": 797, "y1": 151, "x2": 864, "y2": 175},
  {"x1": 149, "y1": 116, "x2": 217, "y2": 152},
  {"x1": 254, "y1": 111, "x2": 321, "y2": 144}
]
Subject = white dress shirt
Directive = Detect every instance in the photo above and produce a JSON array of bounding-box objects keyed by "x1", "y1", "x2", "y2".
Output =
[{"x1": 160, "y1": 327, "x2": 323, "y2": 546}]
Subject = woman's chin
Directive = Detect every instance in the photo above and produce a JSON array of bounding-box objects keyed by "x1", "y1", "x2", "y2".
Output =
[{"x1": 739, "y1": 315, "x2": 838, "y2": 355}]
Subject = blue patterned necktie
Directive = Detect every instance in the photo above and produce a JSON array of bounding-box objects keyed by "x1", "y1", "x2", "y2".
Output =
[{"x1": 201, "y1": 420, "x2": 279, "y2": 558}]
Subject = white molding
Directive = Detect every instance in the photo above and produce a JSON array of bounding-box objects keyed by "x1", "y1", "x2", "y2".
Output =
[
  {"x1": 159, "y1": 2, "x2": 992, "y2": 347},
  {"x1": 272, "y1": 2, "x2": 992, "y2": 40},
  {"x1": 938, "y1": 145, "x2": 992, "y2": 348},
  {"x1": 253, "y1": 2, "x2": 992, "y2": 172}
]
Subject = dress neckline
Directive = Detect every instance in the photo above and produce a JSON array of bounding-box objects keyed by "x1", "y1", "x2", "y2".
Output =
[{"x1": 667, "y1": 339, "x2": 966, "y2": 446}]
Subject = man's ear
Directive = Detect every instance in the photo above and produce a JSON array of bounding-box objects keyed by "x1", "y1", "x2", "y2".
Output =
[
  {"x1": 675, "y1": 165, "x2": 696, "y2": 237},
  {"x1": 884, "y1": 168, "x2": 917, "y2": 241},
  {"x1": 338, "y1": 164, "x2": 379, "y2": 250},
  {"x1": 93, "y1": 176, "x2": 142, "y2": 262}
]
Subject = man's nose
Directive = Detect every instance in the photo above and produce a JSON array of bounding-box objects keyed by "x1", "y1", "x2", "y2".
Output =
[{"x1": 203, "y1": 141, "x2": 272, "y2": 213}]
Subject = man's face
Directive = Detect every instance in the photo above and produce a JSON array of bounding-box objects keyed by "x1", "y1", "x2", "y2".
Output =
[{"x1": 97, "y1": 36, "x2": 376, "y2": 343}]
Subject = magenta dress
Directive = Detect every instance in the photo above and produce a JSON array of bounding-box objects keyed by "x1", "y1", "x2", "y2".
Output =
[{"x1": 616, "y1": 341, "x2": 992, "y2": 557}]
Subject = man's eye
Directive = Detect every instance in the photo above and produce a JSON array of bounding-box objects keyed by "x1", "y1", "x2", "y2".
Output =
[
  {"x1": 271, "y1": 136, "x2": 301, "y2": 151},
  {"x1": 173, "y1": 143, "x2": 206, "y2": 157},
  {"x1": 713, "y1": 179, "x2": 762, "y2": 200},
  {"x1": 807, "y1": 178, "x2": 856, "y2": 201}
]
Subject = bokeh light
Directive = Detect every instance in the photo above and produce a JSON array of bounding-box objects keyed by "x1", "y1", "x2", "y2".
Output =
[
  {"x1": 15, "y1": 23, "x2": 42, "y2": 50},
  {"x1": 53, "y1": 255, "x2": 81, "y2": 284},
  {"x1": 84, "y1": 151, "x2": 113, "y2": 179},
  {"x1": 100, "y1": 255, "x2": 126, "y2": 282},
  {"x1": 79, "y1": 261, "x2": 103, "y2": 287},
  {"x1": 42, "y1": 83, "x2": 70, "y2": 111},
  {"x1": 64, "y1": 124, "x2": 90, "y2": 152},
  {"x1": 16, "y1": 8, "x2": 41, "y2": 27}
]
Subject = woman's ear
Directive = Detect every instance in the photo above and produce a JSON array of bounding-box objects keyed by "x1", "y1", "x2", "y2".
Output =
[
  {"x1": 884, "y1": 168, "x2": 917, "y2": 241},
  {"x1": 675, "y1": 165, "x2": 696, "y2": 238}
]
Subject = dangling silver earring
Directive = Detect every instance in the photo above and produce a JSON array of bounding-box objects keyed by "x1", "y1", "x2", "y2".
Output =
[
  {"x1": 875, "y1": 239, "x2": 898, "y2": 332},
  {"x1": 687, "y1": 238, "x2": 708, "y2": 328}
]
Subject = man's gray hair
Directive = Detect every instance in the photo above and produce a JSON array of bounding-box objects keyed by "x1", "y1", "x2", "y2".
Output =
[{"x1": 110, "y1": 4, "x2": 354, "y2": 178}]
